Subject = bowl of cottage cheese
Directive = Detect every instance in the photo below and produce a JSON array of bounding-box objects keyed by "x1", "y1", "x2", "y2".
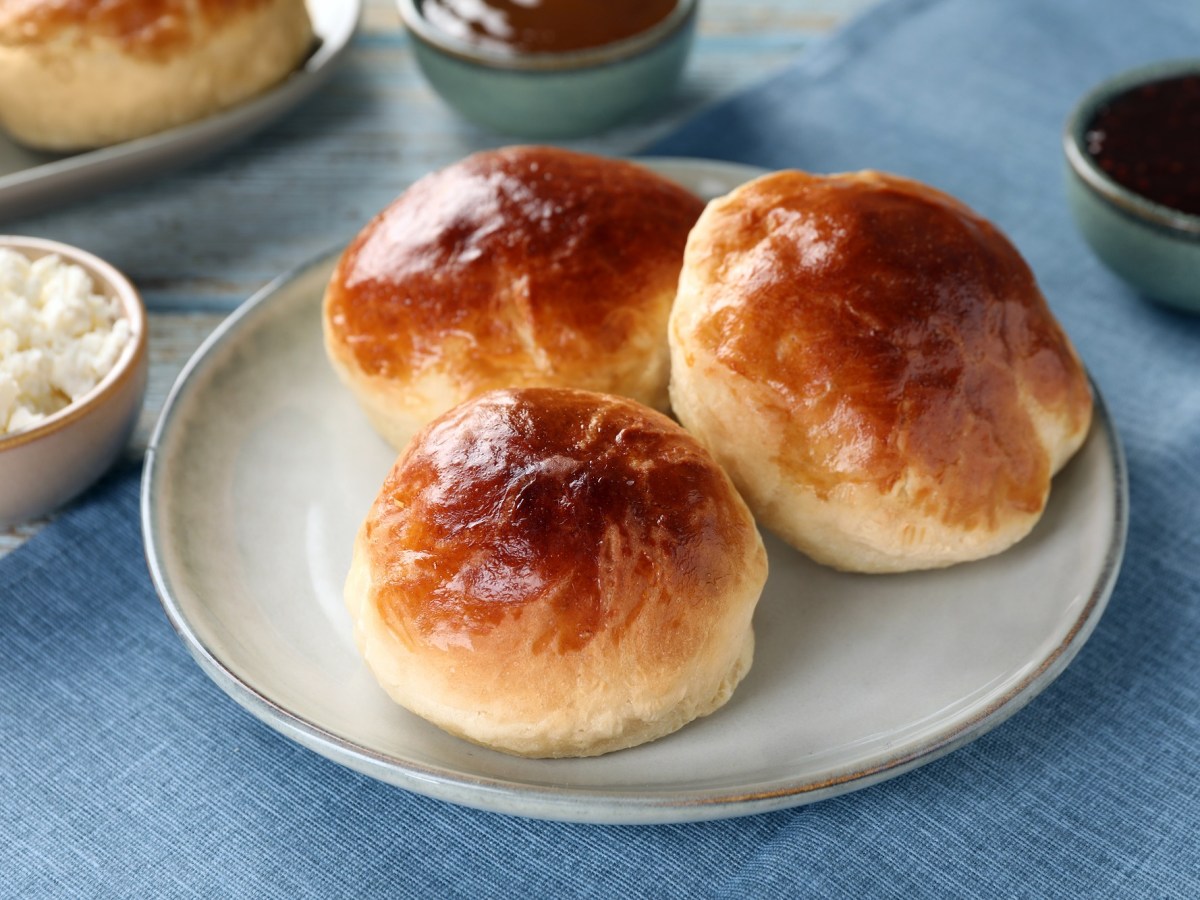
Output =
[{"x1": 0, "y1": 236, "x2": 147, "y2": 526}]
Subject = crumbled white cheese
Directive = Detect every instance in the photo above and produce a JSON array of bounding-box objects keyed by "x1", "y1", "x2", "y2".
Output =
[{"x1": 0, "y1": 248, "x2": 132, "y2": 436}]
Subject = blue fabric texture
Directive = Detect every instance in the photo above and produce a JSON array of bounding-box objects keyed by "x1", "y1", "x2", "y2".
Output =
[{"x1": 4, "y1": 0, "x2": 1200, "y2": 895}]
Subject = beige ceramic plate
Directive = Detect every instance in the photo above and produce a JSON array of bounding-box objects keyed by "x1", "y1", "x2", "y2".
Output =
[
  {"x1": 0, "y1": 0, "x2": 359, "y2": 222},
  {"x1": 142, "y1": 159, "x2": 1128, "y2": 824}
]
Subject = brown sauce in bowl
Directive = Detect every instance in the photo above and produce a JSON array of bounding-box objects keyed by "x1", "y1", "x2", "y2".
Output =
[
  {"x1": 1085, "y1": 73, "x2": 1200, "y2": 216},
  {"x1": 419, "y1": 0, "x2": 678, "y2": 55}
]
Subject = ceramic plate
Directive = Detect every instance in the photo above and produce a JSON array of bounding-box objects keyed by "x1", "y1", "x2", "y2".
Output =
[
  {"x1": 142, "y1": 159, "x2": 1128, "y2": 824},
  {"x1": 0, "y1": 0, "x2": 359, "y2": 222}
]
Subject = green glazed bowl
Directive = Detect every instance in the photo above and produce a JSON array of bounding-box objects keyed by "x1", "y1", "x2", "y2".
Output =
[
  {"x1": 1063, "y1": 59, "x2": 1200, "y2": 314},
  {"x1": 397, "y1": 0, "x2": 697, "y2": 139}
]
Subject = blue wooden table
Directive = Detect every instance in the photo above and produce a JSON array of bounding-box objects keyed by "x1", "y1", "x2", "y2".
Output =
[{"x1": 0, "y1": 0, "x2": 873, "y2": 553}]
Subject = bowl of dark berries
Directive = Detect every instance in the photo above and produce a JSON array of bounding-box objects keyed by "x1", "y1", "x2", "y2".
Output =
[{"x1": 1064, "y1": 59, "x2": 1200, "y2": 313}]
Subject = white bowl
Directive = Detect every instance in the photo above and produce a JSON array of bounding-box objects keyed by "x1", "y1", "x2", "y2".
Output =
[{"x1": 0, "y1": 236, "x2": 148, "y2": 526}]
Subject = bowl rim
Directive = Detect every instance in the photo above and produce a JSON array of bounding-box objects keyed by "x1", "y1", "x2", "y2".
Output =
[
  {"x1": 0, "y1": 235, "x2": 148, "y2": 452},
  {"x1": 397, "y1": 0, "x2": 698, "y2": 71},
  {"x1": 1063, "y1": 57, "x2": 1200, "y2": 239}
]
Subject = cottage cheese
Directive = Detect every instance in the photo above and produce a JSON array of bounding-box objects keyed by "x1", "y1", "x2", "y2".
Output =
[{"x1": 0, "y1": 248, "x2": 131, "y2": 436}]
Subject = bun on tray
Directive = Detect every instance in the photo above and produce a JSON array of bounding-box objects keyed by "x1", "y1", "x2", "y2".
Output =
[
  {"x1": 344, "y1": 387, "x2": 767, "y2": 758},
  {"x1": 669, "y1": 169, "x2": 1093, "y2": 573},
  {"x1": 0, "y1": 0, "x2": 314, "y2": 150},
  {"x1": 323, "y1": 146, "x2": 706, "y2": 450}
]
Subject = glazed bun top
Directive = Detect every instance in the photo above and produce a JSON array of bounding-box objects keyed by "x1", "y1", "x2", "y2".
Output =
[
  {"x1": 364, "y1": 387, "x2": 758, "y2": 655},
  {"x1": 348, "y1": 386, "x2": 766, "y2": 757},
  {"x1": 677, "y1": 169, "x2": 1093, "y2": 533},
  {"x1": 324, "y1": 146, "x2": 706, "y2": 405},
  {"x1": 0, "y1": 0, "x2": 275, "y2": 54}
]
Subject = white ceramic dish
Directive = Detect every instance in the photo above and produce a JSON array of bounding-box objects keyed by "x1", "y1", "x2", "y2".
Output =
[
  {"x1": 0, "y1": 236, "x2": 148, "y2": 526},
  {"x1": 142, "y1": 160, "x2": 1128, "y2": 824},
  {"x1": 0, "y1": 0, "x2": 360, "y2": 223}
]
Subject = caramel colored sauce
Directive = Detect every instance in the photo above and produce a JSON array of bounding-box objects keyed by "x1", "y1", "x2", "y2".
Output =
[
  {"x1": 693, "y1": 171, "x2": 1090, "y2": 530},
  {"x1": 369, "y1": 389, "x2": 745, "y2": 653},
  {"x1": 419, "y1": 0, "x2": 678, "y2": 55},
  {"x1": 0, "y1": 0, "x2": 270, "y2": 56},
  {"x1": 326, "y1": 146, "x2": 704, "y2": 387},
  {"x1": 1085, "y1": 74, "x2": 1200, "y2": 216}
]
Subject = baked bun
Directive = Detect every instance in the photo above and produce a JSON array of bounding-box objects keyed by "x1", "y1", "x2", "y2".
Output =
[
  {"x1": 0, "y1": 0, "x2": 314, "y2": 150},
  {"x1": 669, "y1": 170, "x2": 1093, "y2": 573},
  {"x1": 345, "y1": 387, "x2": 767, "y2": 758},
  {"x1": 323, "y1": 146, "x2": 706, "y2": 450}
]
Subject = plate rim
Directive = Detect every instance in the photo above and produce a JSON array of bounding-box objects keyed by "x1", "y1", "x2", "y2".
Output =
[
  {"x1": 0, "y1": 0, "x2": 361, "y2": 220},
  {"x1": 141, "y1": 157, "x2": 1129, "y2": 823}
]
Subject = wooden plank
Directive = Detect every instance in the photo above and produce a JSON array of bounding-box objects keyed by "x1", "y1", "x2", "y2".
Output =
[
  {"x1": 3, "y1": 0, "x2": 874, "y2": 314},
  {"x1": 0, "y1": 0, "x2": 873, "y2": 557}
]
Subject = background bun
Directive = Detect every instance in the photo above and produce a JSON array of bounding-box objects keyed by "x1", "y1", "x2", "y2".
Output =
[
  {"x1": 345, "y1": 387, "x2": 767, "y2": 758},
  {"x1": 669, "y1": 169, "x2": 1094, "y2": 573},
  {"x1": 0, "y1": 0, "x2": 314, "y2": 150},
  {"x1": 323, "y1": 146, "x2": 706, "y2": 450}
]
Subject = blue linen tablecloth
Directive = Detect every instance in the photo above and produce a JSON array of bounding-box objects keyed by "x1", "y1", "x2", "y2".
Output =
[{"x1": 3, "y1": 0, "x2": 1199, "y2": 895}]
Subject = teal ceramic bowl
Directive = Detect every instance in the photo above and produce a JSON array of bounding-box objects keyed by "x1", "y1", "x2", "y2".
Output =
[
  {"x1": 1063, "y1": 59, "x2": 1200, "y2": 314},
  {"x1": 397, "y1": 0, "x2": 697, "y2": 139}
]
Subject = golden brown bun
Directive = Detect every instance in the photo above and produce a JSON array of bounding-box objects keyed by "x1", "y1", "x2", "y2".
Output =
[
  {"x1": 0, "y1": 0, "x2": 314, "y2": 150},
  {"x1": 323, "y1": 147, "x2": 707, "y2": 450},
  {"x1": 669, "y1": 170, "x2": 1094, "y2": 573},
  {"x1": 345, "y1": 387, "x2": 767, "y2": 758}
]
